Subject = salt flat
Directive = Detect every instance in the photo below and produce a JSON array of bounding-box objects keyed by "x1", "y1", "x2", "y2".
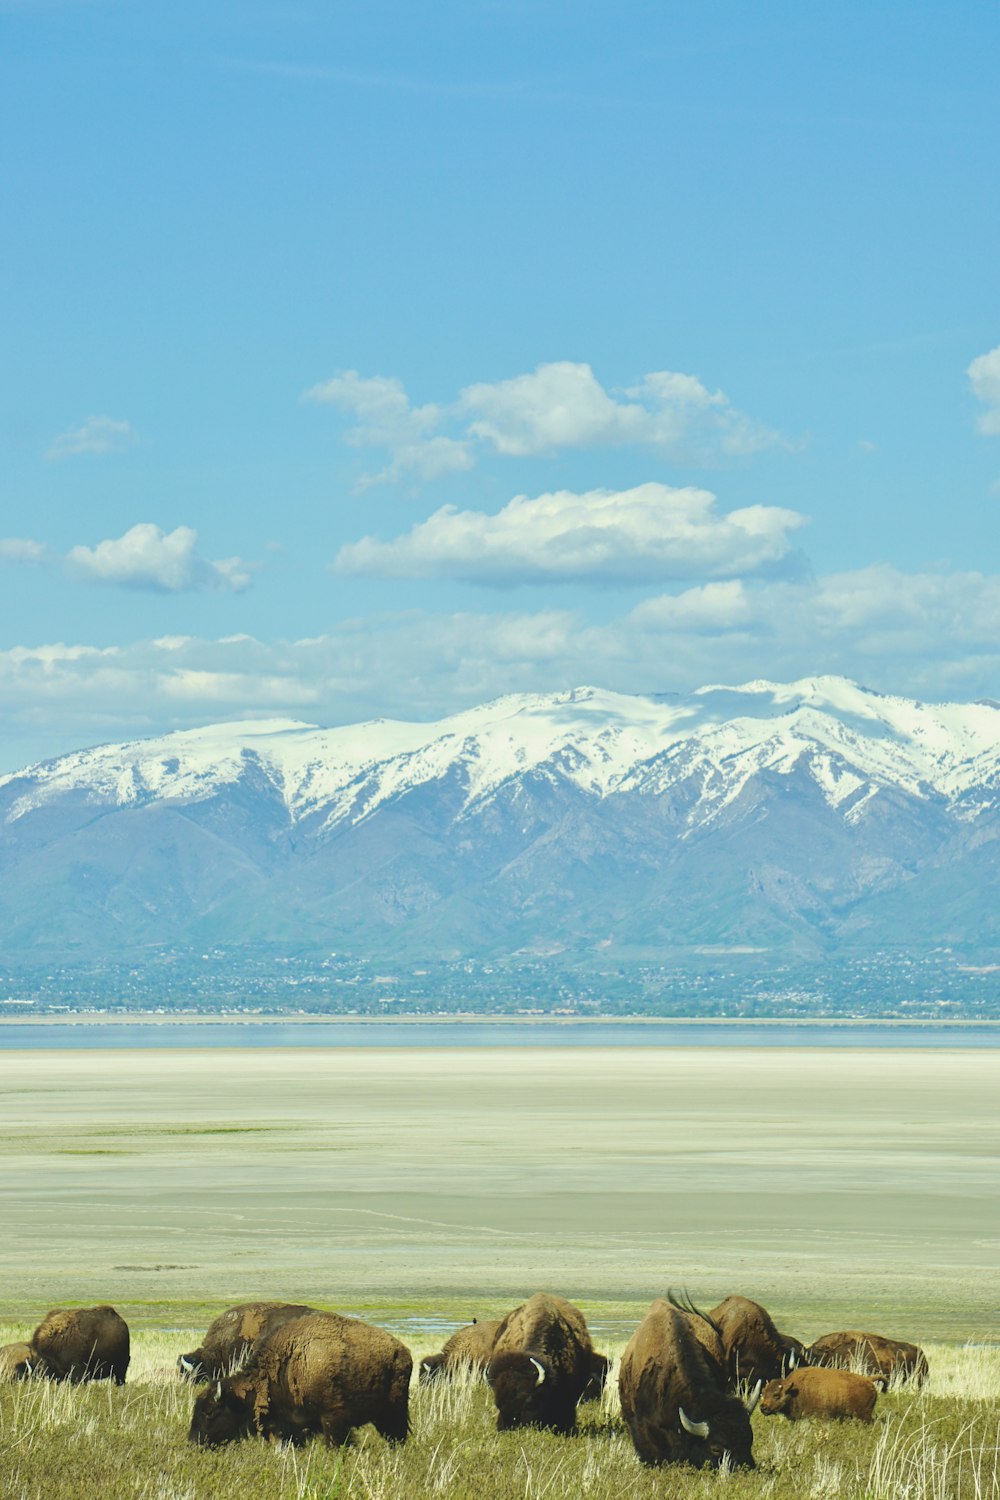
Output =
[{"x1": 0, "y1": 1047, "x2": 996, "y2": 1339}]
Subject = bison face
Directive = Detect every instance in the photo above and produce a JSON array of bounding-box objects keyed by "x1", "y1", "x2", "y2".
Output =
[
  {"x1": 488, "y1": 1352, "x2": 555, "y2": 1431},
  {"x1": 759, "y1": 1378, "x2": 793, "y2": 1416},
  {"x1": 177, "y1": 1349, "x2": 206, "y2": 1381},
  {"x1": 418, "y1": 1353, "x2": 446, "y2": 1384},
  {"x1": 188, "y1": 1382, "x2": 254, "y2": 1446},
  {"x1": 678, "y1": 1395, "x2": 756, "y2": 1471}
]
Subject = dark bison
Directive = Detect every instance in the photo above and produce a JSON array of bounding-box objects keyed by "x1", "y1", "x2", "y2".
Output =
[
  {"x1": 581, "y1": 1351, "x2": 611, "y2": 1402},
  {"x1": 807, "y1": 1330, "x2": 928, "y2": 1385},
  {"x1": 618, "y1": 1299, "x2": 758, "y2": 1470},
  {"x1": 708, "y1": 1296, "x2": 805, "y2": 1386},
  {"x1": 419, "y1": 1319, "x2": 502, "y2": 1382},
  {"x1": 760, "y1": 1367, "x2": 879, "y2": 1422},
  {"x1": 486, "y1": 1293, "x2": 593, "y2": 1433},
  {"x1": 0, "y1": 1342, "x2": 35, "y2": 1380},
  {"x1": 188, "y1": 1312, "x2": 411, "y2": 1448},
  {"x1": 28, "y1": 1306, "x2": 129, "y2": 1385},
  {"x1": 178, "y1": 1301, "x2": 318, "y2": 1379}
]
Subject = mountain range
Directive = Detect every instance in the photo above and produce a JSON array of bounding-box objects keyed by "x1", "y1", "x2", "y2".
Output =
[{"x1": 2, "y1": 676, "x2": 1000, "y2": 960}]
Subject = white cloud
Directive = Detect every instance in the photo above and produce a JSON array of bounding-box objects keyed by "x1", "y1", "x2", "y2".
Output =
[
  {"x1": 333, "y1": 482, "x2": 807, "y2": 584},
  {"x1": 303, "y1": 370, "x2": 473, "y2": 487},
  {"x1": 305, "y1": 360, "x2": 784, "y2": 487},
  {"x1": 46, "y1": 415, "x2": 138, "y2": 461},
  {"x1": 461, "y1": 361, "x2": 780, "y2": 459},
  {"x1": 0, "y1": 537, "x2": 46, "y2": 563},
  {"x1": 66, "y1": 524, "x2": 252, "y2": 593},
  {"x1": 968, "y1": 345, "x2": 1000, "y2": 436}
]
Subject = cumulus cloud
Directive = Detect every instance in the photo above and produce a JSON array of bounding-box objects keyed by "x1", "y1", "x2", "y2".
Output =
[
  {"x1": 968, "y1": 345, "x2": 1000, "y2": 436},
  {"x1": 67, "y1": 524, "x2": 251, "y2": 593},
  {"x1": 303, "y1": 370, "x2": 473, "y2": 487},
  {"x1": 305, "y1": 360, "x2": 784, "y2": 486},
  {"x1": 333, "y1": 482, "x2": 807, "y2": 585},
  {"x1": 0, "y1": 537, "x2": 47, "y2": 563},
  {"x1": 46, "y1": 416, "x2": 137, "y2": 461},
  {"x1": 460, "y1": 361, "x2": 780, "y2": 459}
]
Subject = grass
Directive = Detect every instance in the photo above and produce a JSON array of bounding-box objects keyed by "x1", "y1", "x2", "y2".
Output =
[{"x1": 1, "y1": 1330, "x2": 997, "y2": 1499}]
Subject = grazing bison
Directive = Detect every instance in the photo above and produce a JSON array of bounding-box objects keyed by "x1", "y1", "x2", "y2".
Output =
[
  {"x1": 28, "y1": 1306, "x2": 129, "y2": 1384},
  {"x1": 418, "y1": 1318, "x2": 502, "y2": 1382},
  {"x1": 708, "y1": 1296, "x2": 804, "y2": 1386},
  {"x1": 807, "y1": 1330, "x2": 928, "y2": 1385},
  {"x1": 486, "y1": 1293, "x2": 593, "y2": 1434},
  {"x1": 619, "y1": 1299, "x2": 758, "y2": 1470},
  {"x1": 760, "y1": 1367, "x2": 879, "y2": 1422},
  {"x1": 178, "y1": 1301, "x2": 318, "y2": 1379},
  {"x1": 188, "y1": 1312, "x2": 411, "y2": 1448},
  {"x1": 0, "y1": 1343, "x2": 35, "y2": 1380}
]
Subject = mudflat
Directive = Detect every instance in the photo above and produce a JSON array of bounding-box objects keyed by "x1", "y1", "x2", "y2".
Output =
[{"x1": 0, "y1": 1046, "x2": 996, "y2": 1338}]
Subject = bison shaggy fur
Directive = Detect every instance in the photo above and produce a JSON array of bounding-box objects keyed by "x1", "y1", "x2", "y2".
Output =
[
  {"x1": 29, "y1": 1306, "x2": 129, "y2": 1385},
  {"x1": 807, "y1": 1330, "x2": 928, "y2": 1385},
  {"x1": 188, "y1": 1312, "x2": 412, "y2": 1448},
  {"x1": 178, "y1": 1301, "x2": 318, "y2": 1380},
  {"x1": 619, "y1": 1299, "x2": 756, "y2": 1470},
  {"x1": 708, "y1": 1295, "x2": 804, "y2": 1386},
  {"x1": 0, "y1": 1342, "x2": 36, "y2": 1380},
  {"x1": 419, "y1": 1318, "x2": 501, "y2": 1382},
  {"x1": 486, "y1": 1293, "x2": 593, "y2": 1434},
  {"x1": 760, "y1": 1367, "x2": 879, "y2": 1422}
]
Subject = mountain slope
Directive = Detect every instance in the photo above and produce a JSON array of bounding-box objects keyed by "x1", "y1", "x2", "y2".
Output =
[{"x1": 2, "y1": 677, "x2": 999, "y2": 958}]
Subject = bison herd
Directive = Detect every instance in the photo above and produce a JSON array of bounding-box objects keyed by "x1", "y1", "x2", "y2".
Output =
[{"x1": 0, "y1": 1291, "x2": 930, "y2": 1472}]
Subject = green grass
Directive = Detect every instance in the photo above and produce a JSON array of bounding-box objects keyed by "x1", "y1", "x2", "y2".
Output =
[{"x1": 1, "y1": 1329, "x2": 997, "y2": 1499}]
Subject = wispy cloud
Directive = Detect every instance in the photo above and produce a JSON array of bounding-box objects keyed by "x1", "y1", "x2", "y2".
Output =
[
  {"x1": 45, "y1": 415, "x2": 138, "y2": 461},
  {"x1": 968, "y1": 344, "x2": 1000, "y2": 436},
  {"x1": 333, "y1": 482, "x2": 807, "y2": 585},
  {"x1": 0, "y1": 537, "x2": 47, "y2": 563},
  {"x1": 67, "y1": 524, "x2": 251, "y2": 593},
  {"x1": 305, "y1": 360, "x2": 786, "y2": 488}
]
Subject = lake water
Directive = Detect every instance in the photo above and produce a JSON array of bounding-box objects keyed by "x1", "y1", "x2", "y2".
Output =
[{"x1": 1, "y1": 1018, "x2": 998, "y2": 1048}]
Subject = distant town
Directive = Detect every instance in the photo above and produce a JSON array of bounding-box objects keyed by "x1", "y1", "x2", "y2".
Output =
[{"x1": 2, "y1": 948, "x2": 998, "y2": 1020}]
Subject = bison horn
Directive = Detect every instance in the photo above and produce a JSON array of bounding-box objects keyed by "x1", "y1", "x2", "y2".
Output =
[
  {"x1": 787, "y1": 1350, "x2": 797, "y2": 1371},
  {"x1": 529, "y1": 1358, "x2": 546, "y2": 1387},
  {"x1": 179, "y1": 1356, "x2": 194, "y2": 1373},
  {"x1": 678, "y1": 1407, "x2": 710, "y2": 1438},
  {"x1": 213, "y1": 1380, "x2": 223, "y2": 1399},
  {"x1": 745, "y1": 1380, "x2": 763, "y2": 1414}
]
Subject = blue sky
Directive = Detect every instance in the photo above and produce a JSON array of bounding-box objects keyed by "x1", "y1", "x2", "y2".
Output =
[{"x1": 2, "y1": 0, "x2": 999, "y2": 769}]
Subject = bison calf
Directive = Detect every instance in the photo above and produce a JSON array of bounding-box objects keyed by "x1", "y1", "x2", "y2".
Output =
[
  {"x1": 188, "y1": 1312, "x2": 411, "y2": 1448},
  {"x1": 760, "y1": 1367, "x2": 879, "y2": 1422},
  {"x1": 29, "y1": 1306, "x2": 129, "y2": 1385}
]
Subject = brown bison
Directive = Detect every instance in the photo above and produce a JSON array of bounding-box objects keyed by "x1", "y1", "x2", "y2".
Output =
[
  {"x1": 188, "y1": 1311, "x2": 411, "y2": 1448},
  {"x1": 760, "y1": 1367, "x2": 879, "y2": 1422},
  {"x1": 807, "y1": 1330, "x2": 928, "y2": 1385},
  {"x1": 178, "y1": 1301, "x2": 318, "y2": 1379},
  {"x1": 708, "y1": 1296, "x2": 805, "y2": 1386},
  {"x1": 418, "y1": 1318, "x2": 502, "y2": 1382},
  {"x1": 0, "y1": 1342, "x2": 35, "y2": 1380},
  {"x1": 486, "y1": 1293, "x2": 593, "y2": 1433},
  {"x1": 619, "y1": 1299, "x2": 758, "y2": 1470},
  {"x1": 28, "y1": 1306, "x2": 129, "y2": 1385}
]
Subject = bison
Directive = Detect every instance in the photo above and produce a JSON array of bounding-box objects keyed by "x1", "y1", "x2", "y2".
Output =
[
  {"x1": 581, "y1": 1350, "x2": 611, "y2": 1402},
  {"x1": 807, "y1": 1330, "x2": 928, "y2": 1385},
  {"x1": 619, "y1": 1299, "x2": 758, "y2": 1470},
  {"x1": 178, "y1": 1301, "x2": 318, "y2": 1380},
  {"x1": 708, "y1": 1295, "x2": 805, "y2": 1386},
  {"x1": 418, "y1": 1318, "x2": 501, "y2": 1382},
  {"x1": 28, "y1": 1306, "x2": 129, "y2": 1385},
  {"x1": 188, "y1": 1311, "x2": 411, "y2": 1448},
  {"x1": 760, "y1": 1367, "x2": 879, "y2": 1422},
  {"x1": 0, "y1": 1342, "x2": 35, "y2": 1380},
  {"x1": 486, "y1": 1292, "x2": 593, "y2": 1434}
]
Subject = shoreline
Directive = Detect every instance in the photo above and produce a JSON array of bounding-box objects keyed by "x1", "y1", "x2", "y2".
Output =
[{"x1": 2, "y1": 1011, "x2": 1000, "y2": 1028}]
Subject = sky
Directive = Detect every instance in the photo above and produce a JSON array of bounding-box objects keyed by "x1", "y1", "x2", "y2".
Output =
[{"x1": 2, "y1": 0, "x2": 999, "y2": 771}]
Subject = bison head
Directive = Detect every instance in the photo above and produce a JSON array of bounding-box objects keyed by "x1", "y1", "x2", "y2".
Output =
[
  {"x1": 759, "y1": 1377, "x2": 793, "y2": 1416},
  {"x1": 177, "y1": 1349, "x2": 207, "y2": 1381},
  {"x1": 675, "y1": 1386, "x2": 758, "y2": 1471},
  {"x1": 487, "y1": 1352, "x2": 556, "y2": 1431},
  {"x1": 188, "y1": 1380, "x2": 255, "y2": 1446},
  {"x1": 418, "y1": 1352, "x2": 447, "y2": 1384},
  {"x1": 581, "y1": 1352, "x2": 610, "y2": 1402}
]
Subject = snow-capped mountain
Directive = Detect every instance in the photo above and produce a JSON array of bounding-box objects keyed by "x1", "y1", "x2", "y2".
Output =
[{"x1": 3, "y1": 677, "x2": 1000, "y2": 958}]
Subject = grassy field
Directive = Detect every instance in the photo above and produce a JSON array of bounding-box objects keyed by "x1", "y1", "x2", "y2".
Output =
[
  {"x1": 1, "y1": 1328, "x2": 998, "y2": 1499},
  {"x1": 0, "y1": 1046, "x2": 998, "y2": 1338}
]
